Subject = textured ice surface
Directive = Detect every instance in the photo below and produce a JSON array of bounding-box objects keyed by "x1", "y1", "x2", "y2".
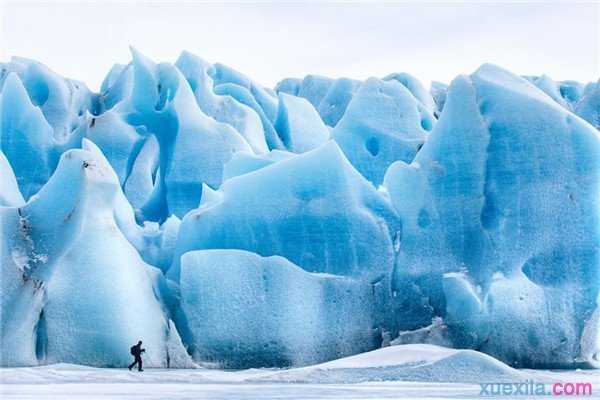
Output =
[
  {"x1": 384, "y1": 72, "x2": 436, "y2": 114},
  {"x1": 576, "y1": 80, "x2": 600, "y2": 129},
  {"x1": 0, "y1": 73, "x2": 57, "y2": 199},
  {"x1": 525, "y1": 75, "x2": 587, "y2": 111},
  {"x1": 210, "y1": 62, "x2": 278, "y2": 124},
  {"x1": 332, "y1": 77, "x2": 435, "y2": 185},
  {"x1": 222, "y1": 150, "x2": 294, "y2": 181},
  {"x1": 137, "y1": 215, "x2": 182, "y2": 274},
  {"x1": 169, "y1": 141, "x2": 400, "y2": 282},
  {"x1": 176, "y1": 250, "x2": 377, "y2": 368},
  {"x1": 123, "y1": 135, "x2": 160, "y2": 211},
  {"x1": 316, "y1": 77, "x2": 361, "y2": 127},
  {"x1": 430, "y1": 81, "x2": 448, "y2": 117},
  {"x1": 275, "y1": 77, "x2": 301, "y2": 94},
  {"x1": 0, "y1": 151, "x2": 24, "y2": 207},
  {"x1": 391, "y1": 317, "x2": 452, "y2": 348},
  {"x1": 0, "y1": 57, "x2": 98, "y2": 139},
  {"x1": 276, "y1": 75, "x2": 361, "y2": 128},
  {"x1": 115, "y1": 49, "x2": 252, "y2": 220},
  {"x1": 213, "y1": 82, "x2": 284, "y2": 150},
  {"x1": 0, "y1": 140, "x2": 192, "y2": 368},
  {"x1": 275, "y1": 93, "x2": 329, "y2": 153},
  {"x1": 523, "y1": 75, "x2": 600, "y2": 130},
  {"x1": 296, "y1": 75, "x2": 334, "y2": 108},
  {"x1": 84, "y1": 109, "x2": 145, "y2": 186},
  {"x1": 1, "y1": 51, "x2": 598, "y2": 370},
  {"x1": 175, "y1": 51, "x2": 269, "y2": 154},
  {"x1": 383, "y1": 64, "x2": 600, "y2": 368}
]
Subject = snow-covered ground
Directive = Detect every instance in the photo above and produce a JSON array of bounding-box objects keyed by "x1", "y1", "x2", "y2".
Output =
[{"x1": 2, "y1": 345, "x2": 598, "y2": 399}]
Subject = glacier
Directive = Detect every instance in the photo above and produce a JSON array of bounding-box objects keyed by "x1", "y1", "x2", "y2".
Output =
[
  {"x1": 383, "y1": 64, "x2": 600, "y2": 368},
  {"x1": 1, "y1": 139, "x2": 192, "y2": 367},
  {"x1": 274, "y1": 93, "x2": 330, "y2": 153},
  {"x1": 332, "y1": 76, "x2": 435, "y2": 186},
  {"x1": 1, "y1": 50, "x2": 599, "y2": 371},
  {"x1": 0, "y1": 73, "x2": 59, "y2": 200},
  {"x1": 177, "y1": 249, "x2": 377, "y2": 368}
]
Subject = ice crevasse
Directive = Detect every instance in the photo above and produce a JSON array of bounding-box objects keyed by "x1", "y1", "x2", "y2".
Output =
[{"x1": 0, "y1": 50, "x2": 599, "y2": 369}]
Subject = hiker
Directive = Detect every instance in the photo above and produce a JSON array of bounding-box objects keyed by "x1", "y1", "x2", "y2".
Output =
[{"x1": 128, "y1": 340, "x2": 145, "y2": 371}]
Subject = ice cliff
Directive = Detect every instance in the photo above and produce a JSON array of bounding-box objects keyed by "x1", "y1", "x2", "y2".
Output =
[{"x1": 1, "y1": 50, "x2": 598, "y2": 369}]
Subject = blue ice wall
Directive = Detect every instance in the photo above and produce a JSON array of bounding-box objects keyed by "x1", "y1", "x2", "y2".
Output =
[
  {"x1": 1, "y1": 52, "x2": 598, "y2": 369},
  {"x1": 0, "y1": 140, "x2": 192, "y2": 367},
  {"x1": 332, "y1": 77, "x2": 435, "y2": 185},
  {"x1": 384, "y1": 64, "x2": 600, "y2": 368},
  {"x1": 169, "y1": 141, "x2": 401, "y2": 282},
  {"x1": 176, "y1": 249, "x2": 378, "y2": 368}
]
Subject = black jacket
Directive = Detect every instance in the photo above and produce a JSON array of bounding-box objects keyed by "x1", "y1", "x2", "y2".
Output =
[{"x1": 131, "y1": 344, "x2": 145, "y2": 357}]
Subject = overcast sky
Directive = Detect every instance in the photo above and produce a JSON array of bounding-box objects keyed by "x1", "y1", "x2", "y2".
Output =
[{"x1": 0, "y1": 1, "x2": 598, "y2": 91}]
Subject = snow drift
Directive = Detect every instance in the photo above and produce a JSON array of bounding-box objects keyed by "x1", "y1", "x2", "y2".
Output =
[{"x1": 256, "y1": 344, "x2": 524, "y2": 383}]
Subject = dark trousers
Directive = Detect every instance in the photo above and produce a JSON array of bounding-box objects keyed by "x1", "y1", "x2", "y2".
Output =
[{"x1": 129, "y1": 356, "x2": 142, "y2": 371}]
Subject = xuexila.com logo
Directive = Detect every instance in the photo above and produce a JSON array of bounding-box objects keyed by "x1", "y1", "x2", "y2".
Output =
[{"x1": 479, "y1": 380, "x2": 593, "y2": 396}]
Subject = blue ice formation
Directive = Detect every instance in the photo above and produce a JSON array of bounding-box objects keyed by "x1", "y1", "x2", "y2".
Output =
[
  {"x1": 290, "y1": 75, "x2": 334, "y2": 109},
  {"x1": 525, "y1": 75, "x2": 585, "y2": 111},
  {"x1": 523, "y1": 74, "x2": 600, "y2": 130},
  {"x1": 0, "y1": 140, "x2": 192, "y2": 367},
  {"x1": 175, "y1": 51, "x2": 269, "y2": 154},
  {"x1": 383, "y1": 64, "x2": 600, "y2": 368},
  {"x1": 275, "y1": 75, "x2": 362, "y2": 128},
  {"x1": 576, "y1": 80, "x2": 600, "y2": 130},
  {"x1": 430, "y1": 81, "x2": 448, "y2": 117},
  {"x1": 222, "y1": 149, "x2": 294, "y2": 181},
  {"x1": 0, "y1": 73, "x2": 57, "y2": 199},
  {"x1": 100, "y1": 49, "x2": 253, "y2": 220},
  {"x1": 274, "y1": 93, "x2": 330, "y2": 153},
  {"x1": 316, "y1": 77, "x2": 361, "y2": 127},
  {"x1": 332, "y1": 77, "x2": 435, "y2": 185},
  {"x1": 1, "y1": 50, "x2": 599, "y2": 370},
  {"x1": 384, "y1": 72, "x2": 437, "y2": 115},
  {"x1": 212, "y1": 83, "x2": 284, "y2": 150},
  {"x1": 168, "y1": 141, "x2": 400, "y2": 283},
  {"x1": 0, "y1": 57, "x2": 98, "y2": 138},
  {"x1": 0, "y1": 151, "x2": 24, "y2": 207},
  {"x1": 177, "y1": 250, "x2": 377, "y2": 367}
]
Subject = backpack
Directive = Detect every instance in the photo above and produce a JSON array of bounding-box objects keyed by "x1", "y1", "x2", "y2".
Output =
[{"x1": 130, "y1": 345, "x2": 136, "y2": 356}]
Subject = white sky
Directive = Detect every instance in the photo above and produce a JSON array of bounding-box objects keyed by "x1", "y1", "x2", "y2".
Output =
[{"x1": 0, "y1": 1, "x2": 598, "y2": 92}]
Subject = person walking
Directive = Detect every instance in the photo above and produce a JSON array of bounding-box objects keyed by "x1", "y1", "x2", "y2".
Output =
[{"x1": 128, "y1": 340, "x2": 145, "y2": 372}]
